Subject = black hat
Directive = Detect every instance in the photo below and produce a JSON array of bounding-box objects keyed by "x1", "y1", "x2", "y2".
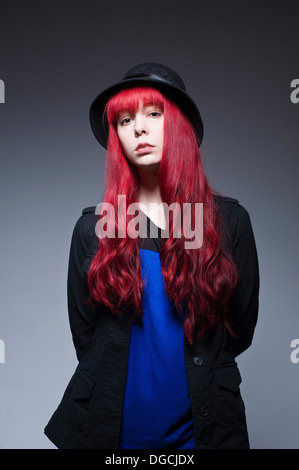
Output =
[{"x1": 89, "y1": 62, "x2": 204, "y2": 148}]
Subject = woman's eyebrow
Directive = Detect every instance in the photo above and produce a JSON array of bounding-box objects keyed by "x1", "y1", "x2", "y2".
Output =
[
  {"x1": 117, "y1": 110, "x2": 134, "y2": 118},
  {"x1": 142, "y1": 105, "x2": 163, "y2": 114}
]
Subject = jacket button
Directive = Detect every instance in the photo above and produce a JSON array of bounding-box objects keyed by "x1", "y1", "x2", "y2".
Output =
[
  {"x1": 199, "y1": 406, "x2": 209, "y2": 417},
  {"x1": 193, "y1": 356, "x2": 203, "y2": 366}
]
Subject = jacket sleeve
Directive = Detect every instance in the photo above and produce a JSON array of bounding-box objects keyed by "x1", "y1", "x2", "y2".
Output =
[
  {"x1": 229, "y1": 204, "x2": 260, "y2": 357},
  {"x1": 67, "y1": 208, "x2": 99, "y2": 362}
]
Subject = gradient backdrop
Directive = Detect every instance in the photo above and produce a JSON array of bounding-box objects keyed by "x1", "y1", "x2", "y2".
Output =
[{"x1": 0, "y1": 0, "x2": 298, "y2": 449}]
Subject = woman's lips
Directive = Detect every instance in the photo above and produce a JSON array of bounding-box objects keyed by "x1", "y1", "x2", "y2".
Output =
[{"x1": 135, "y1": 145, "x2": 154, "y2": 154}]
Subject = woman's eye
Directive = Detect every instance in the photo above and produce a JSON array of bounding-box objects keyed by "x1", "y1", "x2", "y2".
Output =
[
  {"x1": 120, "y1": 117, "x2": 131, "y2": 126},
  {"x1": 149, "y1": 112, "x2": 160, "y2": 117}
]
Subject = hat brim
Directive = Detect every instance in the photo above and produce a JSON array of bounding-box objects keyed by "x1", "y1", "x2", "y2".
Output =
[{"x1": 89, "y1": 77, "x2": 204, "y2": 149}]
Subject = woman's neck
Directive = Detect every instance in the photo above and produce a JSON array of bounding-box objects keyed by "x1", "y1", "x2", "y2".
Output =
[
  {"x1": 137, "y1": 166, "x2": 162, "y2": 205},
  {"x1": 137, "y1": 167, "x2": 166, "y2": 229}
]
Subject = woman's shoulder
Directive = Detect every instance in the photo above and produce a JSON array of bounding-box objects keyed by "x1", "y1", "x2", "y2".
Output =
[
  {"x1": 212, "y1": 193, "x2": 255, "y2": 243},
  {"x1": 71, "y1": 206, "x2": 98, "y2": 245},
  {"x1": 212, "y1": 193, "x2": 239, "y2": 209},
  {"x1": 212, "y1": 193, "x2": 250, "y2": 218},
  {"x1": 77, "y1": 206, "x2": 97, "y2": 227}
]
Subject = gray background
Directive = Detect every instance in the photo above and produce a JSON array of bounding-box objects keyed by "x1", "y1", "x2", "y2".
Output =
[{"x1": 0, "y1": 0, "x2": 298, "y2": 449}]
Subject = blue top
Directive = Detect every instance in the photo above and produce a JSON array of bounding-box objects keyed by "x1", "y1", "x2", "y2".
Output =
[{"x1": 119, "y1": 240, "x2": 196, "y2": 449}]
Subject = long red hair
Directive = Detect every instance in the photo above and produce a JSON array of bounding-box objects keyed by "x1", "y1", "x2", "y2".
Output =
[{"x1": 88, "y1": 87, "x2": 238, "y2": 343}]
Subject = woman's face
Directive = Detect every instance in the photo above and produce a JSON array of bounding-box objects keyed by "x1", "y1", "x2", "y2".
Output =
[{"x1": 116, "y1": 102, "x2": 164, "y2": 169}]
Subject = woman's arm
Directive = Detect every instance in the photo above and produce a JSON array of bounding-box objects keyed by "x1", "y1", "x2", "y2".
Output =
[
  {"x1": 230, "y1": 203, "x2": 260, "y2": 357},
  {"x1": 67, "y1": 207, "x2": 99, "y2": 362}
]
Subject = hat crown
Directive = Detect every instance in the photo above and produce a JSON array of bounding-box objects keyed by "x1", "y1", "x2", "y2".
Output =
[{"x1": 122, "y1": 62, "x2": 186, "y2": 92}]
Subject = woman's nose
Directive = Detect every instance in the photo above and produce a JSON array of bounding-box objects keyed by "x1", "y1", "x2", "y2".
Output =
[
  {"x1": 134, "y1": 127, "x2": 147, "y2": 137},
  {"x1": 134, "y1": 115, "x2": 148, "y2": 137}
]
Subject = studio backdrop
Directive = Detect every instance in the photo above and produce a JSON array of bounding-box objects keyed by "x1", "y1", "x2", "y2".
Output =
[{"x1": 0, "y1": 0, "x2": 298, "y2": 449}]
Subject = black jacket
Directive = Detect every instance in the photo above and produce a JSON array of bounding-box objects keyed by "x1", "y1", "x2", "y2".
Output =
[{"x1": 44, "y1": 195, "x2": 259, "y2": 449}]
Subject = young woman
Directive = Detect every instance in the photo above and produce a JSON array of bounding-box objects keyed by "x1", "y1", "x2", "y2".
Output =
[{"x1": 44, "y1": 62, "x2": 260, "y2": 449}]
